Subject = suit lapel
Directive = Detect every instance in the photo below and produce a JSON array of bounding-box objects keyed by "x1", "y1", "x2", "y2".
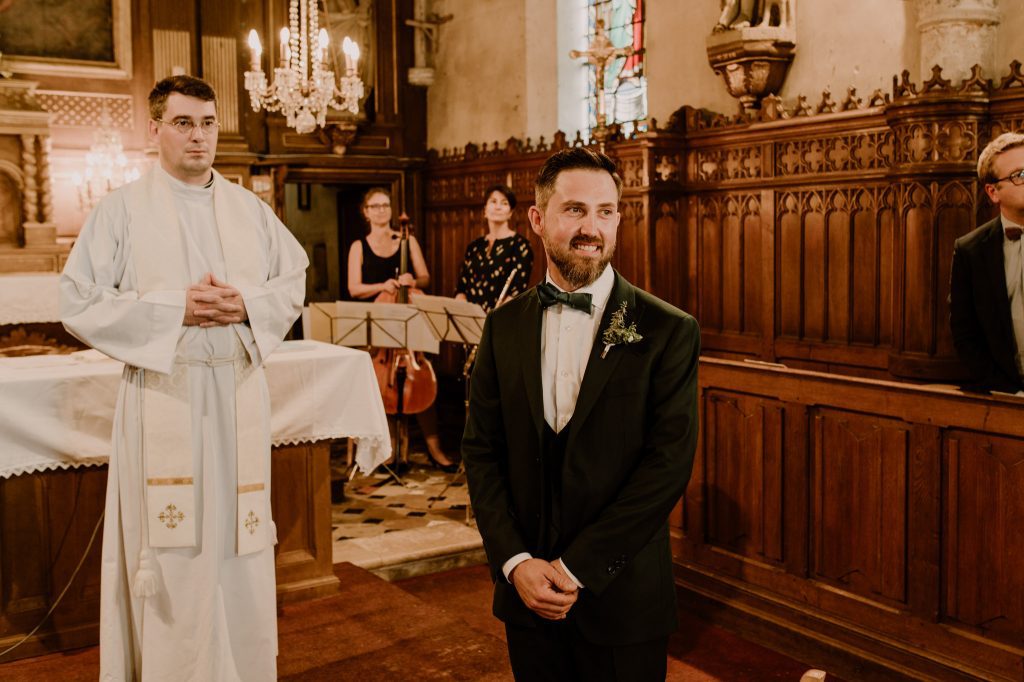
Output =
[
  {"x1": 567, "y1": 272, "x2": 640, "y2": 444},
  {"x1": 983, "y1": 220, "x2": 1011, "y2": 314},
  {"x1": 518, "y1": 289, "x2": 546, "y2": 437}
]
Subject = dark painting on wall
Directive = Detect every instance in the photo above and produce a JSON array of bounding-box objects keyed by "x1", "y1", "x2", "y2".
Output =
[
  {"x1": 0, "y1": 0, "x2": 115, "y2": 64},
  {"x1": 0, "y1": 0, "x2": 129, "y2": 78}
]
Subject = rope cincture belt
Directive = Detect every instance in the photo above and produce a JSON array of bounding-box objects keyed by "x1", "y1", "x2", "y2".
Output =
[{"x1": 177, "y1": 353, "x2": 244, "y2": 367}]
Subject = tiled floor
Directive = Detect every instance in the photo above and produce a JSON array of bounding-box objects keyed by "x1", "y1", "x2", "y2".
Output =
[
  {"x1": 330, "y1": 448, "x2": 486, "y2": 580},
  {"x1": 331, "y1": 458, "x2": 472, "y2": 539}
]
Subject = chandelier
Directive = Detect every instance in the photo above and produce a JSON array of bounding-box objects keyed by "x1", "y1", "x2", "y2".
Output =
[
  {"x1": 72, "y1": 113, "x2": 141, "y2": 211},
  {"x1": 244, "y1": 0, "x2": 364, "y2": 135}
]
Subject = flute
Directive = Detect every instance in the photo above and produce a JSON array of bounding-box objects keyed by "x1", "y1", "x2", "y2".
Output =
[{"x1": 494, "y1": 265, "x2": 519, "y2": 309}]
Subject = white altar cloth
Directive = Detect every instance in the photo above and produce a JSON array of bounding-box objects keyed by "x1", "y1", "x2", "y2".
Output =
[
  {"x1": 0, "y1": 340, "x2": 391, "y2": 479},
  {"x1": 0, "y1": 273, "x2": 60, "y2": 325}
]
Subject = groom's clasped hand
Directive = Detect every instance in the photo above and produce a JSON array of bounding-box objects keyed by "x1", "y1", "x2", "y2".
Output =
[{"x1": 509, "y1": 558, "x2": 579, "y2": 621}]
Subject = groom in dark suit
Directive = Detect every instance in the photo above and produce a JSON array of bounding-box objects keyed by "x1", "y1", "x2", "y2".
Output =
[
  {"x1": 950, "y1": 132, "x2": 1024, "y2": 393},
  {"x1": 463, "y1": 147, "x2": 700, "y2": 681}
]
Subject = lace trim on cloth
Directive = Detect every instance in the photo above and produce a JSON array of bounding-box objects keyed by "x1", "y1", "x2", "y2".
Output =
[
  {"x1": 1, "y1": 434, "x2": 390, "y2": 479},
  {"x1": 0, "y1": 457, "x2": 110, "y2": 479}
]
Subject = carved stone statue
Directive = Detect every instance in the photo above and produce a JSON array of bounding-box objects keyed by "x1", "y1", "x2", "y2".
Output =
[
  {"x1": 715, "y1": 0, "x2": 758, "y2": 31},
  {"x1": 706, "y1": 0, "x2": 796, "y2": 113},
  {"x1": 714, "y1": 0, "x2": 789, "y2": 32}
]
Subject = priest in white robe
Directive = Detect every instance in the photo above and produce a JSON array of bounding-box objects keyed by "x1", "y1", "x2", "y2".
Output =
[{"x1": 59, "y1": 75, "x2": 308, "y2": 681}]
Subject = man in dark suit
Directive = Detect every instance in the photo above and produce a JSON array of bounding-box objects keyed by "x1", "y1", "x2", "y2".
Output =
[
  {"x1": 462, "y1": 147, "x2": 700, "y2": 681},
  {"x1": 950, "y1": 131, "x2": 1024, "y2": 393}
]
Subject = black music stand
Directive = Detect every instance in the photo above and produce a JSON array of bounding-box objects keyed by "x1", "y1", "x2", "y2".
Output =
[
  {"x1": 311, "y1": 301, "x2": 439, "y2": 483},
  {"x1": 412, "y1": 296, "x2": 486, "y2": 523},
  {"x1": 411, "y1": 294, "x2": 487, "y2": 347}
]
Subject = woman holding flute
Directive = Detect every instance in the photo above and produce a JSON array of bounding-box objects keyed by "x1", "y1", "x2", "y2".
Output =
[{"x1": 454, "y1": 184, "x2": 534, "y2": 311}]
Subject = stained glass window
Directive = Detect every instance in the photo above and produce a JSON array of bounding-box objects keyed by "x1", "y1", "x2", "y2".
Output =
[{"x1": 585, "y1": 0, "x2": 646, "y2": 134}]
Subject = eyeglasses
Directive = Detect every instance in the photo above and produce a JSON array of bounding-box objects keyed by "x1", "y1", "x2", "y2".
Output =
[
  {"x1": 991, "y1": 169, "x2": 1024, "y2": 186},
  {"x1": 155, "y1": 118, "x2": 220, "y2": 135},
  {"x1": 366, "y1": 203, "x2": 391, "y2": 210}
]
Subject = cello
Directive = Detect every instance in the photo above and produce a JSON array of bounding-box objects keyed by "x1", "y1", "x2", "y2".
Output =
[{"x1": 371, "y1": 214, "x2": 438, "y2": 416}]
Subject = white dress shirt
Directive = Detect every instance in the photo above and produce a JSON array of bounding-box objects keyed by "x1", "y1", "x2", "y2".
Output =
[
  {"x1": 1001, "y1": 216, "x2": 1024, "y2": 376},
  {"x1": 502, "y1": 266, "x2": 615, "y2": 590},
  {"x1": 541, "y1": 266, "x2": 616, "y2": 433}
]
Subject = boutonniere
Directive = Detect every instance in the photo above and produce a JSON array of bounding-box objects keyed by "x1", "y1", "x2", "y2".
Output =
[{"x1": 601, "y1": 301, "x2": 642, "y2": 358}]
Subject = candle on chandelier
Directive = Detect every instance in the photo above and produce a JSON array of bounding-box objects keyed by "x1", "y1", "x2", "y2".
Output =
[
  {"x1": 247, "y1": 30, "x2": 262, "y2": 72},
  {"x1": 318, "y1": 28, "x2": 329, "y2": 64},
  {"x1": 280, "y1": 28, "x2": 290, "y2": 67},
  {"x1": 342, "y1": 37, "x2": 360, "y2": 76}
]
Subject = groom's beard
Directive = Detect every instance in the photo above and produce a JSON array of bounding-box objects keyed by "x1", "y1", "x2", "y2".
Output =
[{"x1": 543, "y1": 233, "x2": 615, "y2": 290}]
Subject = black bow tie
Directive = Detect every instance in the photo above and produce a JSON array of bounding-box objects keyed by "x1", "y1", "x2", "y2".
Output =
[
  {"x1": 537, "y1": 282, "x2": 593, "y2": 313},
  {"x1": 1006, "y1": 226, "x2": 1023, "y2": 241}
]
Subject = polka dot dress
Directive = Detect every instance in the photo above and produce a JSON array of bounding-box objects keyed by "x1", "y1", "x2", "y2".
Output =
[{"x1": 456, "y1": 233, "x2": 534, "y2": 311}]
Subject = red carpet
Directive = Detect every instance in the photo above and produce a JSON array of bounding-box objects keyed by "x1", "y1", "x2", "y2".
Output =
[{"x1": 0, "y1": 563, "x2": 824, "y2": 681}]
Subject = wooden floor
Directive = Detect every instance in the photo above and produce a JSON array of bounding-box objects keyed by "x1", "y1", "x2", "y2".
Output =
[{"x1": 0, "y1": 562, "x2": 825, "y2": 681}]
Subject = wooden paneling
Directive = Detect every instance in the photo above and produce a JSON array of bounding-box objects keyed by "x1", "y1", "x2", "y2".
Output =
[
  {"x1": 0, "y1": 466, "x2": 106, "y2": 661},
  {"x1": 650, "y1": 193, "x2": 685, "y2": 307},
  {"x1": 677, "y1": 359, "x2": 1024, "y2": 681},
  {"x1": 271, "y1": 441, "x2": 339, "y2": 604},
  {"x1": 703, "y1": 393, "x2": 786, "y2": 565},
  {"x1": 152, "y1": 29, "x2": 191, "y2": 81},
  {"x1": 811, "y1": 409, "x2": 909, "y2": 607},
  {"x1": 773, "y1": 186, "x2": 894, "y2": 350},
  {"x1": 200, "y1": 36, "x2": 240, "y2": 135},
  {"x1": 698, "y1": 191, "x2": 763, "y2": 339},
  {"x1": 943, "y1": 430, "x2": 1024, "y2": 647}
]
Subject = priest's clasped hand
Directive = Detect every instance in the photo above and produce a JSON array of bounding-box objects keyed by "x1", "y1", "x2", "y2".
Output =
[
  {"x1": 184, "y1": 272, "x2": 249, "y2": 327},
  {"x1": 509, "y1": 558, "x2": 579, "y2": 620}
]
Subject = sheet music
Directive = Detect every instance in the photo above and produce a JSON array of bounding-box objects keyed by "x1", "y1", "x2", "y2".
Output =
[
  {"x1": 411, "y1": 294, "x2": 487, "y2": 345},
  {"x1": 307, "y1": 301, "x2": 440, "y2": 354}
]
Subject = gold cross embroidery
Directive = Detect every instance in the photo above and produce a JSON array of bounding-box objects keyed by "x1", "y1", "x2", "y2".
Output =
[
  {"x1": 244, "y1": 510, "x2": 260, "y2": 535},
  {"x1": 158, "y1": 503, "x2": 185, "y2": 529}
]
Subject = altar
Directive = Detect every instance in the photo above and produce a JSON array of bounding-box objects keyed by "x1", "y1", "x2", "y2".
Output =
[
  {"x1": 0, "y1": 273, "x2": 83, "y2": 356},
  {"x1": 0, "y1": 340, "x2": 390, "y2": 662}
]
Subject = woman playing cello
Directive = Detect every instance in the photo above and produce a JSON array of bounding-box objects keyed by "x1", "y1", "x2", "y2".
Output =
[{"x1": 347, "y1": 186, "x2": 457, "y2": 473}]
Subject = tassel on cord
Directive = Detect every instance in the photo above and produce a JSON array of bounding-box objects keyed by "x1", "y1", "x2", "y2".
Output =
[{"x1": 132, "y1": 548, "x2": 158, "y2": 598}]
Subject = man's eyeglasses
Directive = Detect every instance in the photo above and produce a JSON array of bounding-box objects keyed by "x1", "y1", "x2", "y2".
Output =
[
  {"x1": 155, "y1": 118, "x2": 220, "y2": 135},
  {"x1": 990, "y1": 169, "x2": 1024, "y2": 186},
  {"x1": 366, "y1": 203, "x2": 391, "y2": 210}
]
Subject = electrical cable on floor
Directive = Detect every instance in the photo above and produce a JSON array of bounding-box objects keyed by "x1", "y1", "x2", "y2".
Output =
[{"x1": 0, "y1": 510, "x2": 105, "y2": 660}]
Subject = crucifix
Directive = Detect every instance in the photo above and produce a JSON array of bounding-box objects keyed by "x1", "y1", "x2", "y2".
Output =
[
  {"x1": 570, "y1": 17, "x2": 634, "y2": 147},
  {"x1": 405, "y1": 0, "x2": 454, "y2": 86}
]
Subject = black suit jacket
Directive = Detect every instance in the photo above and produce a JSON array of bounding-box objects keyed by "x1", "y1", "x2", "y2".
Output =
[
  {"x1": 949, "y1": 216, "x2": 1024, "y2": 393},
  {"x1": 462, "y1": 271, "x2": 700, "y2": 646}
]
